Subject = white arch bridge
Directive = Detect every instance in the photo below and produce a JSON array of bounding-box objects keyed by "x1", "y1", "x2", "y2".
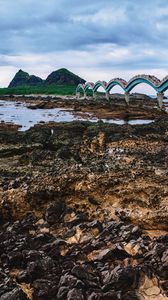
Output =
[{"x1": 76, "y1": 75, "x2": 168, "y2": 109}]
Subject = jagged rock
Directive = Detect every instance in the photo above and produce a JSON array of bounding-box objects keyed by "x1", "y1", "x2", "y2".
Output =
[
  {"x1": 71, "y1": 265, "x2": 97, "y2": 282},
  {"x1": 57, "y1": 286, "x2": 69, "y2": 299},
  {"x1": 88, "y1": 291, "x2": 121, "y2": 300},
  {"x1": 7, "y1": 250, "x2": 23, "y2": 268},
  {"x1": 0, "y1": 110, "x2": 168, "y2": 299},
  {"x1": 0, "y1": 288, "x2": 28, "y2": 300},
  {"x1": 90, "y1": 245, "x2": 131, "y2": 262},
  {"x1": 45, "y1": 200, "x2": 66, "y2": 225},
  {"x1": 67, "y1": 288, "x2": 84, "y2": 300},
  {"x1": 122, "y1": 291, "x2": 139, "y2": 300},
  {"x1": 32, "y1": 279, "x2": 57, "y2": 299},
  {"x1": 103, "y1": 266, "x2": 139, "y2": 292}
]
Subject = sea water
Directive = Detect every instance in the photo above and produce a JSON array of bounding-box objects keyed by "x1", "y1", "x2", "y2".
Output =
[{"x1": 0, "y1": 100, "x2": 154, "y2": 131}]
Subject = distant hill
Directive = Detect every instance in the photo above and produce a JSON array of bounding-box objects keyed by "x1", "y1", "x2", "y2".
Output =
[
  {"x1": 27, "y1": 75, "x2": 44, "y2": 86},
  {"x1": 8, "y1": 70, "x2": 43, "y2": 88},
  {"x1": 45, "y1": 68, "x2": 85, "y2": 86},
  {"x1": 8, "y1": 68, "x2": 85, "y2": 88}
]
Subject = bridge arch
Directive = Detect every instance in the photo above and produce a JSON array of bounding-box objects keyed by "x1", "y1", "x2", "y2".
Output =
[
  {"x1": 105, "y1": 79, "x2": 127, "y2": 103},
  {"x1": 76, "y1": 84, "x2": 85, "y2": 98},
  {"x1": 84, "y1": 82, "x2": 94, "y2": 97},
  {"x1": 106, "y1": 78, "x2": 127, "y2": 93},
  {"x1": 76, "y1": 74, "x2": 167, "y2": 109},
  {"x1": 93, "y1": 81, "x2": 107, "y2": 93},
  {"x1": 158, "y1": 76, "x2": 168, "y2": 93},
  {"x1": 93, "y1": 81, "x2": 108, "y2": 100},
  {"x1": 125, "y1": 76, "x2": 159, "y2": 93}
]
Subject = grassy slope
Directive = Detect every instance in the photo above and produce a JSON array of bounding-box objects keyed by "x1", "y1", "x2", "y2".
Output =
[{"x1": 0, "y1": 85, "x2": 77, "y2": 96}]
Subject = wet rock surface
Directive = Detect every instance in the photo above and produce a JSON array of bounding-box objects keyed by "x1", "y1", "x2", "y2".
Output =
[
  {"x1": 0, "y1": 116, "x2": 168, "y2": 299},
  {"x1": 1, "y1": 93, "x2": 167, "y2": 121}
]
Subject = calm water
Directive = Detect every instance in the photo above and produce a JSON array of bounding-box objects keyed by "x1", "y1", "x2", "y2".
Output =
[{"x1": 0, "y1": 100, "x2": 154, "y2": 131}]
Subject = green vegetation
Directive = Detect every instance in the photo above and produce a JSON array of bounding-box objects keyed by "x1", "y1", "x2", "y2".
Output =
[
  {"x1": 0, "y1": 68, "x2": 86, "y2": 96},
  {"x1": 0, "y1": 85, "x2": 77, "y2": 96}
]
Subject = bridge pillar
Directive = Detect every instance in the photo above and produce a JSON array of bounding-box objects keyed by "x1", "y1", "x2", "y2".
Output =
[
  {"x1": 93, "y1": 92, "x2": 96, "y2": 100},
  {"x1": 125, "y1": 92, "x2": 130, "y2": 105},
  {"x1": 84, "y1": 92, "x2": 87, "y2": 99},
  {"x1": 76, "y1": 92, "x2": 80, "y2": 99},
  {"x1": 157, "y1": 92, "x2": 164, "y2": 109},
  {"x1": 106, "y1": 92, "x2": 110, "y2": 101}
]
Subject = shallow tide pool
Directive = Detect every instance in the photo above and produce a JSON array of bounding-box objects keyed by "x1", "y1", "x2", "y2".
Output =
[{"x1": 0, "y1": 100, "x2": 154, "y2": 131}]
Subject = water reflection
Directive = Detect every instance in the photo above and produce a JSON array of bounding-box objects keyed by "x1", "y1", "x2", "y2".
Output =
[{"x1": 0, "y1": 100, "x2": 154, "y2": 131}]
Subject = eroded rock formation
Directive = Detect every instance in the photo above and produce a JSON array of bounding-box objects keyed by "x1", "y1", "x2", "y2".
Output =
[{"x1": 0, "y1": 118, "x2": 168, "y2": 299}]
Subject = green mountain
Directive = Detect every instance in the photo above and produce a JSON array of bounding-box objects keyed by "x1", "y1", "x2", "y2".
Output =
[
  {"x1": 8, "y1": 70, "x2": 43, "y2": 88},
  {"x1": 27, "y1": 75, "x2": 44, "y2": 86},
  {"x1": 8, "y1": 68, "x2": 85, "y2": 88},
  {"x1": 45, "y1": 68, "x2": 86, "y2": 86}
]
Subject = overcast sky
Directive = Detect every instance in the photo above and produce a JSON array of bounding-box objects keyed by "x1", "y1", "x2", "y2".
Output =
[{"x1": 0, "y1": 0, "x2": 167, "y2": 92}]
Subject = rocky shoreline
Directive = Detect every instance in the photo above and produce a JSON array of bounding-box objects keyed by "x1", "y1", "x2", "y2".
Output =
[
  {"x1": 0, "y1": 108, "x2": 168, "y2": 299},
  {"x1": 0, "y1": 93, "x2": 167, "y2": 121}
]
